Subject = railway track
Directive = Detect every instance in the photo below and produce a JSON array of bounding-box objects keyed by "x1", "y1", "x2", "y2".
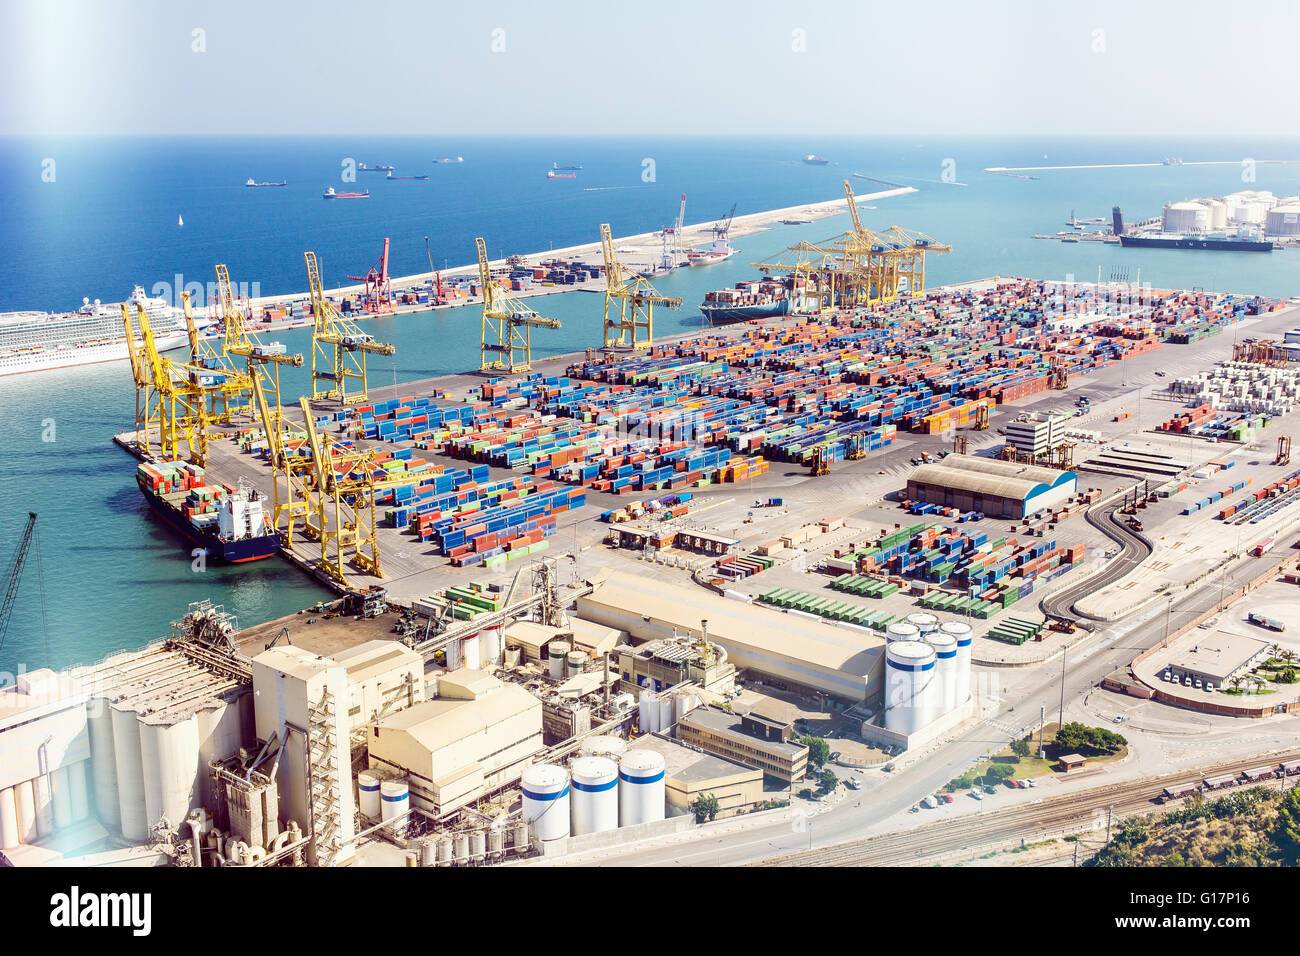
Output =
[
  {"x1": 756, "y1": 750, "x2": 1300, "y2": 867},
  {"x1": 1041, "y1": 499, "x2": 1152, "y2": 622}
]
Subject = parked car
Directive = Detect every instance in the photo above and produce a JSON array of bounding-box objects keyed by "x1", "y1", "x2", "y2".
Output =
[{"x1": 968, "y1": 789, "x2": 983, "y2": 801}]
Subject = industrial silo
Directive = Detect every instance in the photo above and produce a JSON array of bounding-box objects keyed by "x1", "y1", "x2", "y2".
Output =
[
  {"x1": 658, "y1": 696, "x2": 674, "y2": 731},
  {"x1": 0, "y1": 788, "x2": 18, "y2": 850},
  {"x1": 905, "y1": 612, "x2": 939, "y2": 637},
  {"x1": 196, "y1": 698, "x2": 244, "y2": 811},
  {"x1": 566, "y1": 650, "x2": 588, "y2": 678},
  {"x1": 1266, "y1": 203, "x2": 1300, "y2": 237},
  {"x1": 548, "y1": 642, "x2": 571, "y2": 680},
  {"x1": 480, "y1": 625, "x2": 503, "y2": 668},
  {"x1": 885, "y1": 621, "x2": 920, "y2": 644},
  {"x1": 580, "y1": 735, "x2": 628, "y2": 759},
  {"x1": 86, "y1": 695, "x2": 120, "y2": 829},
  {"x1": 461, "y1": 633, "x2": 481, "y2": 671},
  {"x1": 138, "y1": 712, "x2": 201, "y2": 834},
  {"x1": 638, "y1": 690, "x2": 660, "y2": 733},
  {"x1": 380, "y1": 779, "x2": 410, "y2": 836},
  {"x1": 923, "y1": 631, "x2": 959, "y2": 715},
  {"x1": 357, "y1": 770, "x2": 382, "y2": 820},
  {"x1": 673, "y1": 690, "x2": 699, "y2": 724},
  {"x1": 884, "y1": 641, "x2": 937, "y2": 736},
  {"x1": 618, "y1": 749, "x2": 666, "y2": 827},
  {"x1": 109, "y1": 701, "x2": 148, "y2": 841},
  {"x1": 570, "y1": 756, "x2": 619, "y2": 836},
  {"x1": 521, "y1": 763, "x2": 570, "y2": 842},
  {"x1": 444, "y1": 637, "x2": 462, "y2": 670},
  {"x1": 940, "y1": 621, "x2": 973, "y2": 704}
]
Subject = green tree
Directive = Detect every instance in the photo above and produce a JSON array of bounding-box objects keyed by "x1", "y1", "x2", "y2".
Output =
[
  {"x1": 690, "y1": 792, "x2": 721, "y2": 824},
  {"x1": 817, "y1": 769, "x2": 838, "y2": 794},
  {"x1": 801, "y1": 735, "x2": 830, "y2": 769},
  {"x1": 985, "y1": 763, "x2": 1016, "y2": 783},
  {"x1": 1010, "y1": 738, "x2": 1031, "y2": 758},
  {"x1": 1274, "y1": 788, "x2": 1300, "y2": 866},
  {"x1": 1054, "y1": 722, "x2": 1126, "y2": 755}
]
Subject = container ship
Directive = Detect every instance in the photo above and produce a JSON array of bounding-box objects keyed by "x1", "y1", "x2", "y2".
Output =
[
  {"x1": 803, "y1": 154, "x2": 830, "y2": 165},
  {"x1": 323, "y1": 187, "x2": 370, "y2": 199},
  {"x1": 699, "y1": 279, "x2": 792, "y2": 325},
  {"x1": 136, "y1": 461, "x2": 279, "y2": 563},
  {"x1": 245, "y1": 178, "x2": 287, "y2": 187},
  {"x1": 1118, "y1": 234, "x2": 1273, "y2": 252},
  {"x1": 0, "y1": 285, "x2": 189, "y2": 377}
]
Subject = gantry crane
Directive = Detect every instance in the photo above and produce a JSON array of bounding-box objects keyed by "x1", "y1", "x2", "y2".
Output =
[
  {"x1": 599, "y1": 223, "x2": 681, "y2": 350},
  {"x1": 297, "y1": 397, "x2": 383, "y2": 582},
  {"x1": 305, "y1": 251, "x2": 395, "y2": 404},
  {"x1": 476, "y1": 237, "x2": 560, "y2": 373},
  {"x1": 215, "y1": 264, "x2": 303, "y2": 416},
  {"x1": 251, "y1": 372, "x2": 314, "y2": 547},
  {"x1": 345, "y1": 238, "x2": 394, "y2": 315},
  {"x1": 181, "y1": 292, "x2": 243, "y2": 424}
]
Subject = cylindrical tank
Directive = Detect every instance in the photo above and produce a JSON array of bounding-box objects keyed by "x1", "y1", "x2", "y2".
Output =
[
  {"x1": 570, "y1": 756, "x2": 619, "y2": 836},
  {"x1": 445, "y1": 637, "x2": 462, "y2": 671},
  {"x1": 521, "y1": 764, "x2": 570, "y2": 842},
  {"x1": 452, "y1": 832, "x2": 468, "y2": 864},
  {"x1": 67, "y1": 759, "x2": 90, "y2": 823},
  {"x1": 511, "y1": 822, "x2": 530, "y2": 853},
  {"x1": 138, "y1": 713, "x2": 201, "y2": 834},
  {"x1": 638, "y1": 690, "x2": 659, "y2": 734},
  {"x1": 905, "y1": 612, "x2": 939, "y2": 636},
  {"x1": 580, "y1": 734, "x2": 628, "y2": 759},
  {"x1": 480, "y1": 626, "x2": 503, "y2": 667},
  {"x1": 487, "y1": 828, "x2": 504, "y2": 859},
  {"x1": 196, "y1": 698, "x2": 244, "y2": 811},
  {"x1": 923, "y1": 631, "x2": 959, "y2": 715},
  {"x1": 462, "y1": 634, "x2": 481, "y2": 672},
  {"x1": 380, "y1": 779, "x2": 409, "y2": 835},
  {"x1": 548, "y1": 642, "x2": 571, "y2": 680},
  {"x1": 469, "y1": 829, "x2": 486, "y2": 864},
  {"x1": 110, "y1": 702, "x2": 148, "y2": 841},
  {"x1": 885, "y1": 621, "x2": 920, "y2": 644},
  {"x1": 436, "y1": 836, "x2": 452, "y2": 867},
  {"x1": 885, "y1": 641, "x2": 937, "y2": 736},
  {"x1": 32, "y1": 773, "x2": 54, "y2": 838},
  {"x1": 619, "y1": 749, "x2": 666, "y2": 827},
  {"x1": 358, "y1": 771, "x2": 382, "y2": 820},
  {"x1": 658, "y1": 696, "x2": 674, "y2": 731},
  {"x1": 420, "y1": 840, "x2": 437, "y2": 867},
  {"x1": 86, "y1": 695, "x2": 120, "y2": 829},
  {"x1": 0, "y1": 787, "x2": 19, "y2": 849},
  {"x1": 940, "y1": 620, "x2": 973, "y2": 704},
  {"x1": 50, "y1": 765, "x2": 73, "y2": 830},
  {"x1": 404, "y1": 852, "x2": 418, "y2": 868},
  {"x1": 674, "y1": 691, "x2": 699, "y2": 724},
  {"x1": 14, "y1": 780, "x2": 37, "y2": 843},
  {"x1": 565, "y1": 650, "x2": 588, "y2": 677}
]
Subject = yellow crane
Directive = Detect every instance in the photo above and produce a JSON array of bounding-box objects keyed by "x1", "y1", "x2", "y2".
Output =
[
  {"x1": 250, "y1": 372, "x2": 314, "y2": 547},
  {"x1": 476, "y1": 238, "x2": 560, "y2": 373},
  {"x1": 179, "y1": 291, "x2": 244, "y2": 424},
  {"x1": 216, "y1": 264, "x2": 303, "y2": 412},
  {"x1": 599, "y1": 223, "x2": 681, "y2": 350},
  {"x1": 305, "y1": 251, "x2": 395, "y2": 404}
]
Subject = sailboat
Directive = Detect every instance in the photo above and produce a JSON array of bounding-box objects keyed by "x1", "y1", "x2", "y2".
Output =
[{"x1": 178, "y1": 214, "x2": 184, "y2": 227}]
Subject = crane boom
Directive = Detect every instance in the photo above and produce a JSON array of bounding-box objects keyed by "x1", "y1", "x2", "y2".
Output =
[{"x1": 0, "y1": 513, "x2": 38, "y2": 649}]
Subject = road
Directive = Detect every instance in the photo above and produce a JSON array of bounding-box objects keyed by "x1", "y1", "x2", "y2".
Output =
[{"x1": 1041, "y1": 496, "x2": 1152, "y2": 622}]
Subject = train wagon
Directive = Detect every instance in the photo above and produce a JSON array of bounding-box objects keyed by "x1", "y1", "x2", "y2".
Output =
[
  {"x1": 1280, "y1": 759, "x2": 1300, "y2": 777},
  {"x1": 1202, "y1": 774, "x2": 1237, "y2": 792},
  {"x1": 1240, "y1": 766, "x2": 1279, "y2": 783},
  {"x1": 1159, "y1": 783, "x2": 1199, "y2": 803}
]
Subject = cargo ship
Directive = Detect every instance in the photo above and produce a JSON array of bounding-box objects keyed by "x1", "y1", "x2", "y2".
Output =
[
  {"x1": 358, "y1": 163, "x2": 395, "y2": 172},
  {"x1": 546, "y1": 169, "x2": 577, "y2": 179},
  {"x1": 803, "y1": 155, "x2": 830, "y2": 165},
  {"x1": 322, "y1": 187, "x2": 370, "y2": 199},
  {"x1": 553, "y1": 162, "x2": 583, "y2": 170},
  {"x1": 245, "y1": 178, "x2": 287, "y2": 187},
  {"x1": 435, "y1": 156, "x2": 464, "y2": 164},
  {"x1": 1119, "y1": 234, "x2": 1273, "y2": 252},
  {"x1": 136, "y1": 461, "x2": 279, "y2": 563},
  {"x1": 386, "y1": 173, "x2": 429, "y2": 180},
  {"x1": 0, "y1": 285, "x2": 189, "y2": 377},
  {"x1": 700, "y1": 279, "x2": 792, "y2": 325},
  {"x1": 686, "y1": 237, "x2": 736, "y2": 267}
]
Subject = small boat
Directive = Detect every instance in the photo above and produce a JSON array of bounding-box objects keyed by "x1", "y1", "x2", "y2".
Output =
[
  {"x1": 547, "y1": 170, "x2": 576, "y2": 179},
  {"x1": 435, "y1": 156, "x2": 464, "y2": 164},
  {"x1": 386, "y1": 173, "x2": 429, "y2": 181},
  {"x1": 358, "y1": 163, "x2": 395, "y2": 172},
  {"x1": 322, "y1": 187, "x2": 370, "y2": 199}
]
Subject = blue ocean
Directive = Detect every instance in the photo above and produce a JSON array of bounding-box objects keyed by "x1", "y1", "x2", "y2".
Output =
[{"x1": 2, "y1": 134, "x2": 1299, "y2": 672}]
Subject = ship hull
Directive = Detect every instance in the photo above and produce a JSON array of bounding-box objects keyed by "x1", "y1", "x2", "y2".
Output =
[
  {"x1": 1119, "y1": 235, "x2": 1273, "y2": 252},
  {"x1": 700, "y1": 299, "x2": 791, "y2": 325},
  {"x1": 136, "y1": 474, "x2": 279, "y2": 563},
  {"x1": 0, "y1": 333, "x2": 188, "y2": 378}
]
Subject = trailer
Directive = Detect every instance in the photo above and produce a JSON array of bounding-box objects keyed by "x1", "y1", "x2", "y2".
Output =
[
  {"x1": 1251, "y1": 537, "x2": 1275, "y2": 557},
  {"x1": 1202, "y1": 774, "x2": 1237, "y2": 792},
  {"x1": 1240, "y1": 766, "x2": 1279, "y2": 783},
  {"x1": 1247, "y1": 611, "x2": 1286, "y2": 632}
]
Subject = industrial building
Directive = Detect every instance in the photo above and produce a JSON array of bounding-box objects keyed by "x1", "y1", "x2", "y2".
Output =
[
  {"x1": 367, "y1": 672, "x2": 543, "y2": 817},
  {"x1": 332, "y1": 640, "x2": 425, "y2": 730},
  {"x1": 577, "y1": 570, "x2": 885, "y2": 703},
  {"x1": 1162, "y1": 632, "x2": 1272, "y2": 688},
  {"x1": 906, "y1": 453, "x2": 1078, "y2": 519},
  {"x1": 616, "y1": 635, "x2": 737, "y2": 697},
  {"x1": 677, "y1": 704, "x2": 809, "y2": 783},
  {"x1": 503, "y1": 618, "x2": 622, "y2": 665},
  {"x1": 1004, "y1": 412, "x2": 1070, "y2": 458},
  {"x1": 630, "y1": 734, "x2": 765, "y2": 818}
]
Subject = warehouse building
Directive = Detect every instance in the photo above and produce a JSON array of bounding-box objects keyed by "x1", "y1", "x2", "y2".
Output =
[
  {"x1": 906, "y1": 454, "x2": 1077, "y2": 519},
  {"x1": 1162, "y1": 632, "x2": 1272, "y2": 689},
  {"x1": 577, "y1": 571, "x2": 885, "y2": 704}
]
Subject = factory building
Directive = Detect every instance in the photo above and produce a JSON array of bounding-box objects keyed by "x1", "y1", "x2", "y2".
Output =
[
  {"x1": 1004, "y1": 412, "x2": 1070, "y2": 458},
  {"x1": 616, "y1": 636, "x2": 736, "y2": 697},
  {"x1": 677, "y1": 705, "x2": 809, "y2": 784},
  {"x1": 578, "y1": 570, "x2": 885, "y2": 704},
  {"x1": 332, "y1": 640, "x2": 424, "y2": 731},
  {"x1": 906, "y1": 453, "x2": 1077, "y2": 519},
  {"x1": 630, "y1": 734, "x2": 765, "y2": 818},
  {"x1": 367, "y1": 672, "x2": 543, "y2": 817},
  {"x1": 504, "y1": 618, "x2": 622, "y2": 666}
]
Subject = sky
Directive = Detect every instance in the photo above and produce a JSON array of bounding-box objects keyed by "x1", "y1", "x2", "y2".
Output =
[{"x1": 2, "y1": 0, "x2": 1298, "y2": 136}]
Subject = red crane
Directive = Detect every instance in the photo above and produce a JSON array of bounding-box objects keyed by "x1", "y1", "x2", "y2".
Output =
[{"x1": 347, "y1": 237, "x2": 394, "y2": 314}]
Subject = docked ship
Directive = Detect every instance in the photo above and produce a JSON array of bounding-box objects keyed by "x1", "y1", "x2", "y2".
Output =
[
  {"x1": 700, "y1": 279, "x2": 792, "y2": 325},
  {"x1": 1119, "y1": 233, "x2": 1273, "y2": 252},
  {"x1": 0, "y1": 285, "x2": 189, "y2": 377},
  {"x1": 546, "y1": 169, "x2": 577, "y2": 179},
  {"x1": 323, "y1": 187, "x2": 370, "y2": 199},
  {"x1": 136, "y1": 461, "x2": 279, "y2": 563},
  {"x1": 686, "y1": 237, "x2": 736, "y2": 267},
  {"x1": 245, "y1": 178, "x2": 287, "y2": 187},
  {"x1": 803, "y1": 154, "x2": 830, "y2": 165}
]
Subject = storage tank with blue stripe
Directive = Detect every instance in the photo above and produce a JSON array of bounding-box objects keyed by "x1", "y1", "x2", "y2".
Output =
[
  {"x1": 522, "y1": 763, "x2": 571, "y2": 842},
  {"x1": 570, "y1": 756, "x2": 618, "y2": 835},
  {"x1": 618, "y1": 749, "x2": 666, "y2": 827},
  {"x1": 885, "y1": 641, "x2": 937, "y2": 736},
  {"x1": 923, "y1": 631, "x2": 959, "y2": 714},
  {"x1": 939, "y1": 620, "x2": 973, "y2": 704}
]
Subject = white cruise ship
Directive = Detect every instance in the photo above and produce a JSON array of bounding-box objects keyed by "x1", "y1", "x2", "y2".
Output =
[{"x1": 0, "y1": 286, "x2": 191, "y2": 377}]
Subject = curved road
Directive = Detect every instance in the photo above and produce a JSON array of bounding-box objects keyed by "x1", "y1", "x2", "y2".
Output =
[{"x1": 1041, "y1": 498, "x2": 1153, "y2": 622}]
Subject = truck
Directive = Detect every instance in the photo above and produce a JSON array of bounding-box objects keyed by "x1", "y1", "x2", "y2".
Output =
[
  {"x1": 1251, "y1": 537, "x2": 1276, "y2": 557},
  {"x1": 1247, "y1": 611, "x2": 1286, "y2": 632}
]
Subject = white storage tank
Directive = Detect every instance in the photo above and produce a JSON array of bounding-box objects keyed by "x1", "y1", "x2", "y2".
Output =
[
  {"x1": 86, "y1": 696, "x2": 120, "y2": 829},
  {"x1": 445, "y1": 637, "x2": 462, "y2": 671},
  {"x1": 196, "y1": 698, "x2": 244, "y2": 811},
  {"x1": 49, "y1": 766, "x2": 73, "y2": 830},
  {"x1": 548, "y1": 642, "x2": 571, "y2": 680},
  {"x1": 638, "y1": 690, "x2": 659, "y2": 734},
  {"x1": 619, "y1": 749, "x2": 666, "y2": 827},
  {"x1": 905, "y1": 612, "x2": 939, "y2": 636},
  {"x1": 480, "y1": 625, "x2": 503, "y2": 667},
  {"x1": 109, "y1": 702, "x2": 148, "y2": 841},
  {"x1": 658, "y1": 695, "x2": 674, "y2": 731},
  {"x1": 673, "y1": 690, "x2": 699, "y2": 724},
  {"x1": 461, "y1": 633, "x2": 481, "y2": 671},
  {"x1": 357, "y1": 771, "x2": 382, "y2": 820},
  {"x1": 884, "y1": 640, "x2": 937, "y2": 736},
  {"x1": 13, "y1": 781, "x2": 37, "y2": 844},
  {"x1": 580, "y1": 734, "x2": 628, "y2": 759},
  {"x1": 885, "y1": 621, "x2": 920, "y2": 643},
  {"x1": 521, "y1": 763, "x2": 570, "y2": 842},
  {"x1": 138, "y1": 713, "x2": 201, "y2": 835},
  {"x1": 566, "y1": 650, "x2": 588, "y2": 677},
  {"x1": 469, "y1": 829, "x2": 486, "y2": 864},
  {"x1": 570, "y1": 756, "x2": 619, "y2": 836},
  {"x1": 923, "y1": 631, "x2": 959, "y2": 715},
  {"x1": 0, "y1": 787, "x2": 18, "y2": 850},
  {"x1": 380, "y1": 779, "x2": 410, "y2": 835},
  {"x1": 940, "y1": 620, "x2": 973, "y2": 704}
]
